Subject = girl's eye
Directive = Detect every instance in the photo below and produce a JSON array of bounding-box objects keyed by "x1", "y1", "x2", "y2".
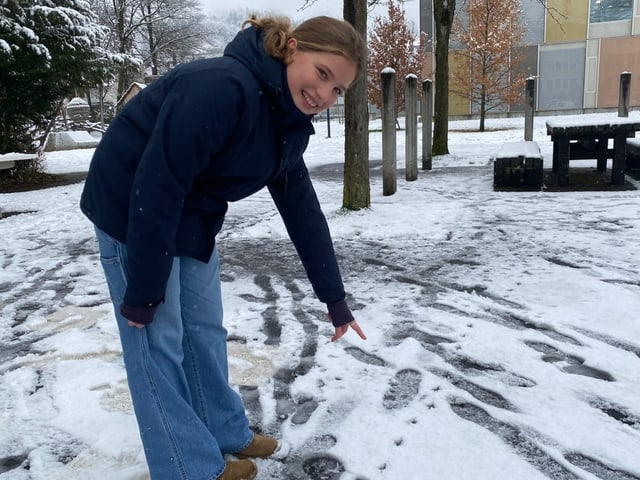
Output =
[
  {"x1": 334, "y1": 87, "x2": 344, "y2": 96},
  {"x1": 318, "y1": 68, "x2": 328, "y2": 80}
]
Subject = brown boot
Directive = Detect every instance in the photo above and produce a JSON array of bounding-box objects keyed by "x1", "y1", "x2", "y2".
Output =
[
  {"x1": 217, "y1": 459, "x2": 257, "y2": 480},
  {"x1": 234, "y1": 434, "x2": 278, "y2": 459}
]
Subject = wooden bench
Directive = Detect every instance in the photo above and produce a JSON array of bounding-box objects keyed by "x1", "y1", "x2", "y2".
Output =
[
  {"x1": 627, "y1": 138, "x2": 640, "y2": 171},
  {"x1": 0, "y1": 152, "x2": 38, "y2": 170},
  {"x1": 493, "y1": 140, "x2": 543, "y2": 188}
]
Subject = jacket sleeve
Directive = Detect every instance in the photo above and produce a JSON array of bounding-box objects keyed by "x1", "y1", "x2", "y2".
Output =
[
  {"x1": 267, "y1": 158, "x2": 346, "y2": 305},
  {"x1": 122, "y1": 70, "x2": 246, "y2": 310}
]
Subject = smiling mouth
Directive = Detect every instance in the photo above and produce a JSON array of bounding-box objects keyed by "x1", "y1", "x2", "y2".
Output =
[{"x1": 302, "y1": 91, "x2": 319, "y2": 109}]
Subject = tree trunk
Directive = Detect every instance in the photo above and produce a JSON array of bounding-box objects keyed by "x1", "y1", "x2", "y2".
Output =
[
  {"x1": 145, "y1": 2, "x2": 158, "y2": 76},
  {"x1": 479, "y1": 85, "x2": 486, "y2": 132},
  {"x1": 432, "y1": 0, "x2": 455, "y2": 155},
  {"x1": 116, "y1": 0, "x2": 128, "y2": 101},
  {"x1": 342, "y1": 0, "x2": 370, "y2": 210}
]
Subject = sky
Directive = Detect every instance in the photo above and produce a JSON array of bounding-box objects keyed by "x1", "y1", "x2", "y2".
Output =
[
  {"x1": 1, "y1": 112, "x2": 640, "y2": 479},
  {"x1": 198, "y1": 0, "x2": 422, "y2": 27}
]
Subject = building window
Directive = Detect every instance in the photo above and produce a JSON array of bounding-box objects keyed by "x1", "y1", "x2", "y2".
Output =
[{"x1": 590, "y1": 0, "x2": 633, "y2": 23}]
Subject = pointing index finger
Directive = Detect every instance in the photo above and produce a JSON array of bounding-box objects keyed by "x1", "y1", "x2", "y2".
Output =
[{"x1": 350, "y1": 321, "x2": 367, "y2": 340}]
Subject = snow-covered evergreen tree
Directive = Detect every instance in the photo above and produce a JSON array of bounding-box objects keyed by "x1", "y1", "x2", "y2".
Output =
[{"x1": 0, "y1": 0, "x2": 123, "y2": 152}]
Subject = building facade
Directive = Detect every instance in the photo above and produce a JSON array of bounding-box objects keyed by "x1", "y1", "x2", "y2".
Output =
[{"x1": 420, "y1": 0, "x2": 640, "y2": 115}]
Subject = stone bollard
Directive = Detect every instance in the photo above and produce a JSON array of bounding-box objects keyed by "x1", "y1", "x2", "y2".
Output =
[
  {"x1": 619, "y1": 72, "x2": 631, "y2": 117},
  {"x1": 405, "y1": 74, "x2": 418, "y2": 182},
  {"x1": 524, "y1": 77, "x2": 535, "y2": 141},
  {"x1": 422, "y1": 79, "x2": 433, "y2": 171},
  {"x1": 382, "y1": 68, "x2": 397, "y2": 196}
]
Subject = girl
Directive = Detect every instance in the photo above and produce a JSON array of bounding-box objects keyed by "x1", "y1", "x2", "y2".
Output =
[{"x1": 81, "y1": 15, "x2": 367, "y2": 480}]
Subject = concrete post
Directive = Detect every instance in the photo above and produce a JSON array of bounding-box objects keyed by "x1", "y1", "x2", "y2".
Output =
[
  {"x1": 524, "y1": 77, "x2": 535, "y2": 141},
  {"x1": 382, "y1": 68, "x2": 397, "y2": 196},
  {"x1": 405, "y1": 74, "x2": 418, "y2": 181},
  {"x1": 326, "y1": 108, "x2": 331, "y2": 138},
  {"x1": 422, "y1": 79, "x2": 433, "y2": 170},
  {"x1": 619, "y1": 72, "x2": 631, "y2": 117}
]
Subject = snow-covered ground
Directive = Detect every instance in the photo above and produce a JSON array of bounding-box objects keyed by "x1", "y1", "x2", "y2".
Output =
[{"x1": 1, "y1": 112, "x2": 640, "y2": 479}]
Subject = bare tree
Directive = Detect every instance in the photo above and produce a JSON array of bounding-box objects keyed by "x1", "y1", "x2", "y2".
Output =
[
  {"x1": 450, "y1": 0, "x2": 527, "y2": 131},
  {"x1": 203, "y1": 9, "x2": 251, "y2": 55},
  {"x1": 90, "y1": 0, "x2": 142, "y2": 98},
  {"x1": 368, "y1": 0, "x2": 426, "y2": 117},
  {"x1": 91, "y1": 0, "x2": 207, "y2": 98},
  {"x1": 140, "y1": 0, "x2": 208, "y2": 75}
]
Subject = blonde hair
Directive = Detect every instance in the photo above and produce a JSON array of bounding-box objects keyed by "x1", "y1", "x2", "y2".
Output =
[{"x1": 243, "y1": 15, "x2": 367, "y2": 84}]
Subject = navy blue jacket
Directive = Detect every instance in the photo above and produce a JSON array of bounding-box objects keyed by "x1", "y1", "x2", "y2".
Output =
[{"x1": 80, "y1": 26, "x2": 351, "y2": 325}]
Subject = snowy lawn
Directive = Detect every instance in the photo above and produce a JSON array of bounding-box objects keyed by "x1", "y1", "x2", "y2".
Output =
[{"x1": 1, "y1": 112, "x2": 640, "y2": 480}]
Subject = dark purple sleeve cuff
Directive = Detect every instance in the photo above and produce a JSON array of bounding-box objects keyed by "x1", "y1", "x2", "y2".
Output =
[
  {"x1": 327, "y1": 299, "x2": 354, "y2": 328},
  {"x1": 120, "y1": 302, "x2": 158, "y2": 325}
]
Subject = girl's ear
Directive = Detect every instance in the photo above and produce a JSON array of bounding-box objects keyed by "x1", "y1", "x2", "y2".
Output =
[{"x1": 285, "y1": 37, "x2": 297, "y2": 63}]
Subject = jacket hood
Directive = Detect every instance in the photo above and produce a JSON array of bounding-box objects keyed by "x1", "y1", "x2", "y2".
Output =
[{"x1": 224, "y1": 26, "x2": 312, "y2": 128}]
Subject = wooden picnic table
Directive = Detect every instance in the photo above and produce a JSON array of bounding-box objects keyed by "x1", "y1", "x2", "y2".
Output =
[{"x1": 546, "y1": 115, "x2": 640, "y2": 187}]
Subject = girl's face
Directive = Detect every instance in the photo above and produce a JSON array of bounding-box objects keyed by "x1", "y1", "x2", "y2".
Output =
[{"x1": 285, "y1": 38, "x2": 357, "y2": 115}]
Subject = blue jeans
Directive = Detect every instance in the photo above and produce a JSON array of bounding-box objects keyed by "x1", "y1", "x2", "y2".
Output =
[{"x1": 95, "y1": 227, "x2": 252, "y2": 480}]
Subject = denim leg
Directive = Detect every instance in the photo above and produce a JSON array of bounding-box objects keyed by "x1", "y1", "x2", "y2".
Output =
[
  {"x1": 95, "y1": 227, "x2": 226, "y2": 480},
  {"x1": 179, "y1": 250, "x2": 253, "y2": 454}
]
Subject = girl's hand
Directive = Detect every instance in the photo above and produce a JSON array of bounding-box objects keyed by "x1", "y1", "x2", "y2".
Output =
[{"x1": 331, "y1": 319, "x2": 367, "y2": 342}]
